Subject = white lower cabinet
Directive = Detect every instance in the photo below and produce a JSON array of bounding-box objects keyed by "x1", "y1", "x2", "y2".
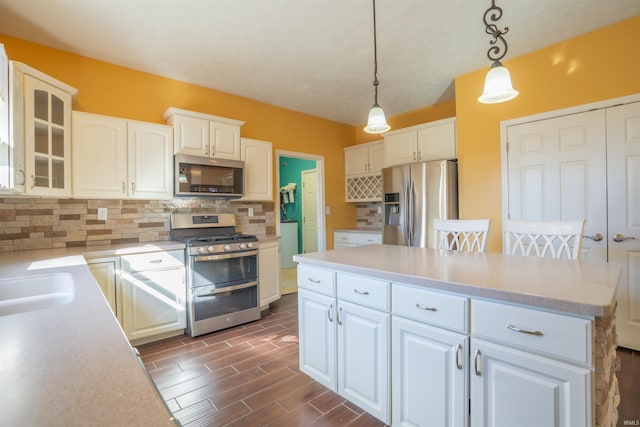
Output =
[
  {"x1": 470, "y1": 338, "x2": 590, "y2": 427},
  {"x1": 87, "y1": 256, "x2": 120, "y2": 319},
  {"x1": 87, "y1": 249, "x2": 186, "y2": 345},
  {"x1": 298, "y1": 266, "x2": 390, "y2": 425},
  {"x1": 258, "y1": 239, "x2": 281, "y2": 310},
  {"x1": 392, "y1": 316, "x2": 468, "y2": 427},
  {"x1": 298, "y1": 264, "x2": 595, "y2": 426},
  {"x1": 333, "y1": 231, "x2": 382, "y2": 249},
  {"x1": 298, "y1": 287, "x2": 337, "y2": 390}
]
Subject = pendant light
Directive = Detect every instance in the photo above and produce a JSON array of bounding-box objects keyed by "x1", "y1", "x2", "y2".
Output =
[
  {"x1": 364, "y1": 0, "x2": 390, "y2": 134},
  {"x1": 478, "y1": 0, "x2": 519, "y2": 104}
]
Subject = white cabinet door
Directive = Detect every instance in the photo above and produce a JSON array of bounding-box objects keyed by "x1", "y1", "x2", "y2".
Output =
[
  {"x1": 121, "y1": 268, "x2": 186, "y2": 342},
  {"x1": 241, "y1": 137, "x2": 273, "y2": 201},
  {"x1": 338, "y1": 299, "x2": 390, "y2": 424},
  {"x1": 607, "y1": 101, "x2": 640, "y2": 349},
  {"x1": 418, "y1": 120, "x2": 456, "y2": 161},
  {"x1": 298, "y1": 288, "x2": 337, "y2": 391},
  {"x1": 87, "y1": 257, "x2": 120, "y2": 319},
  {"x1": 368, "y1": 141, "x2": 385, "y2": 173},
  {"x1": 72, "y1": 112, "x2": 127, "y2": 198},
  {"x1": 210, "y1": 121, "x2": 240, "y2": 160},
  {"x1": 127, "y1": 121, "x2": 173, "y2": 199},
  {"x1": 259, "y1": 239, "x2": 281, "y2": 309},
  {"x1": 172, "y1": 114, "x2": 208, "y2": 156},
  {"x1": 392, "y1": 316, "x2": 468, "y2": 427},
  {"x1": 344, "y1": 145, "x2": 369, "y2": 176},
  {"x1": 24, "y1": 74, "x2": 73, "y2": 196},
  {"x1": 385, "y1": 131, "x2": 417, "y2": 167},
  {"x1": 470, "y1": 338, "x2": 590, "y2": 427}
]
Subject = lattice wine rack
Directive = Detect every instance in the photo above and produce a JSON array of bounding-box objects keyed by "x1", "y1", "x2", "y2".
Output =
[{"x1": 346, "y1": 175, "x2": 383, "y2": 202}]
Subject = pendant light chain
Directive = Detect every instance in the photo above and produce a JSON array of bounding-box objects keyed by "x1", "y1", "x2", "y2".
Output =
[{"x1": 372, "y1": 0, "x2": 379, "y2": 106}]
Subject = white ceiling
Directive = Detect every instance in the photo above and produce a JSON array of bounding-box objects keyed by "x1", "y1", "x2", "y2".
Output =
[{"x1": 0, "y1": 1, "x2": 638, "y2": 126}]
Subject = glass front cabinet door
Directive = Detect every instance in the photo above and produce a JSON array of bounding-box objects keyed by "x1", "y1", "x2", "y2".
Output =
[{"x1": 23, "y1": 74, "x2": 73, "y2": 195}]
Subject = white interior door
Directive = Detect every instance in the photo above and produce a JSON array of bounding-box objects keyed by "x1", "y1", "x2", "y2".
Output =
[
  {"x1": 302, "y1": 169, "x2": 318, "y2": 253},
  {"x1": 606, "y1": 102, "x2": 640, "y2": 350},
  {"x1": 506, "y1": 110, "x2": 607, "y2": 261}
]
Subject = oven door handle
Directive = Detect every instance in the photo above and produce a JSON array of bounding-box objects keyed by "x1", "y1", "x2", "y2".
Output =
[
  {"x1": 195, "y1": 281, "x2": 259, "y2": 297},
  {"x1": 193, "y1": 250, "x2": 257, "y2": 262}
]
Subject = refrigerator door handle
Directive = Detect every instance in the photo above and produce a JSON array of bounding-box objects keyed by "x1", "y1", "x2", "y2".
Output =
[
  {"x1": 403, "y1": 181, "x2": 412, "y2": 246},
  {"x1": 407, "y1": 180, "x2": 415, "y2": 246}
]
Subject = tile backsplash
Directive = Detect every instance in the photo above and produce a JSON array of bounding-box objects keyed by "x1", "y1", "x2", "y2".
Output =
[
  {"x1": 0, "y1": 197, "x2": 274, "y2": 252},
  {"x1": 355, "y1": 202, "x2": 382, "y2": 230}
]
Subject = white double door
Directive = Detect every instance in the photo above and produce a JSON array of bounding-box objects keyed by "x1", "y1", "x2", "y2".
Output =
[{"x1": 506, "y1": 101, "x2": 640, "y2": 350}]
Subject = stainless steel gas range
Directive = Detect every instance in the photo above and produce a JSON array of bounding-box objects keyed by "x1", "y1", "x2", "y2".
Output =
[{"x1": 170, "y1": 213, "x2": 260, "y2": 337}]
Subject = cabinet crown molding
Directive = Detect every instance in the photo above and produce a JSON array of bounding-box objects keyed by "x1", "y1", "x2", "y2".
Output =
[
  {"x1": 163, "y1": 107, "x2": 244, "y2": 126},
  {"x1": 383, "y1": 116, "x2": 455, "y2": 138},
  {"x1": 12, "y1": 61, "x2": 79, "y2": 100}
]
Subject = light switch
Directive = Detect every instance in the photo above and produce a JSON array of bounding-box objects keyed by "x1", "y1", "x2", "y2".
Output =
[
  {"x1": 325, "y1": 206, "x2": 331, "y2": 215},
  {"x1": 97, "y1": 208, "x2": 108, "y2": 221},
  {"x1": 248, "y1": 207, "x2": 254, "y2": 217}
]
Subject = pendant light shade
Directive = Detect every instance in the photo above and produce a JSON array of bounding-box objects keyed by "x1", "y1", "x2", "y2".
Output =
[
  {"x1": 364, "y1": 0, "x2": 390, "y2": 134},
  {"x1": 478, "y1": 0, "x2": 519, "y2": 104},
  {"x1": 365, "y1": 103, "x2": 390, "y2": 134},
  {"x1": 478, "y1": 60, "x2": 519, "y2": 104}
]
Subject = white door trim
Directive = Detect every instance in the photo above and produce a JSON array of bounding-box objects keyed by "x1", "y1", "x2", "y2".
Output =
[{"x1": 276, "y1": 149, "x2": 327, "y2": 252}]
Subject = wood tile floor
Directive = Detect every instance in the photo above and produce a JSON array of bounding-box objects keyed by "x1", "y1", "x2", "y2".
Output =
[
  {"x1": 139, "y1": 293, "x2": 385, "y2": 427},
  {"x1": 139, "y1": 293, "x2": 639, "y2": 427}
]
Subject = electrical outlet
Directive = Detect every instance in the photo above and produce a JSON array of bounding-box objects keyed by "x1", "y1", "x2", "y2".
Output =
[
  {"x1": 325, "y1": 206, "x2": 331, "y2": 215},
  {"x1": 97, "y1": 208, "x2": 108, "y2": 221},
  {"x1": 377, "y1": 206, "x2": 382, "y2": 214},
  {"x1": 248, "y1": 207, "x2": 254, "y2": 217}
]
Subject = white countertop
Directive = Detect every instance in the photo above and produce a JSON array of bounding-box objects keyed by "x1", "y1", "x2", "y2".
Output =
[
  {"x1": 0, "y1": 242, "x2": 185, "y2": 426},
  {"x1": 294, "y1": 244, "x2": 620, "y2": 317}
]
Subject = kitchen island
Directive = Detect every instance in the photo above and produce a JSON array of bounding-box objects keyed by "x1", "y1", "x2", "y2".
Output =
[
  {"x1": 294, "y1": 244, "x2": 620, "y2": 427},
  {"x1": 0, "y1": 243, "x2": 183, "y2": 426}
]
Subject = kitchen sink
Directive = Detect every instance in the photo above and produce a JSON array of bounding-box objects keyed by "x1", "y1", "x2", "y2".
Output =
[{"x1": 0, "y1": 272, "x2": 75, "y2": 316}]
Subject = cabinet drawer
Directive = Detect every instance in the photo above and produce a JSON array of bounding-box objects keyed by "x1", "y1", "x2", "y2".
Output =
[
  {"x1": 121, "y1": 250, "x2": 185, "y2": 272},
  {"x1": 392, "y1": 284, "x2": 468, "y2": 333},
  {"x1": 334, "y1": 231, "x2": 382, "y2": 246},
  {"x1": 298, "y1": 265, "x2": 335, "y2": 297},
  {"x1": 471, "y1": 299, "x2": 592, "y2": 365},
  {"x1": 337, "y1": 273, "x2": 390, "y2": 312}
]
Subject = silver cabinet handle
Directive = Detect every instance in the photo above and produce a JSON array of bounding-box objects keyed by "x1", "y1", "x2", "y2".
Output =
[
  {"x1": 307, "y1": 277, "x2": 321, "y2": 284},
  {"x1": 30, "y1": 174, "x2": 35, "y2": 189},
  {"x1": 474, "y1": 349, "x2": 482, "y2": 376},
  {"x1": 417, "y1": 150, "x2": 422, "y2": 160},
  {"x1": 122, "y1": 181, "x2": 126, "y2": 193},
  {"x1": 353, "y1": 289, "x2": 370, "y2": 295},
  {"x1": 337, "y1": 306, "x2": 343, "y2": 325},
  {"x1": 612, "y1": 233, "x2": 636, "y2": 242},
  {"x1": 583, "y1": 233, "x2": 603, "y2": 242},
  {"x1": 507, "y1": 323, "x2": 543, "y2": 336},
  {"x1": 412, "y1": 152, "x2": 416, "y2": 161},
  {"x1": 328, "y1": 304, "x2": 333, "y2": 322},
  {"x1": 131, "y1": 182, "x2": 136, "y2": 193},
  {"x1": 455, "y1": 344, "x2": 463, "y2": 370},
  {"x1": 415, "y1": 303, "x2": 437, "y2": 312}
]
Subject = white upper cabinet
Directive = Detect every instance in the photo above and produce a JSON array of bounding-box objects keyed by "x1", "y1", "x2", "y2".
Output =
[
  {"x1": 73, "y1": 111, "x2": 173, "y2": 199},
  {"x1": 164, "y1": 107, "x2": 243, "y2": 160},
  {"x1": 344, "y1": 139, "x2": 384, "y2": 176},
  {"x1": 384, "y1": 117, "x2": 456, "y2": 167},
  {"x1": 241, "y1": 137, "x2": 273, "y2": 201},
  {"x1": 13, "y1": 63, "x2": 77, "y2": 196}
]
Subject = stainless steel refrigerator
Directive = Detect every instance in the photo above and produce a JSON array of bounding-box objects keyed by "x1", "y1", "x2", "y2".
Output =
[{"x1": 382, "y1": 160, "x2": 458, "y2": 248}]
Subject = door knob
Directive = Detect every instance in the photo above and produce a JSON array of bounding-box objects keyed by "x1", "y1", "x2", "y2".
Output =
[
  {"x1": 583, "y1": 233, "x2": 603, "y2": 242},
  {"x1": 612, "y1": 234, "x2": 636, "y2": 242}
]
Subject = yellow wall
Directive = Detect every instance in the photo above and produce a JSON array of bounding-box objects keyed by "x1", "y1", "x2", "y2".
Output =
[
  {"x1": 455, "y1": 16, "x2": 640, "y2": 252},
  {"x1": 0, "y1": 34, "x2": 357, "y2": 249}
]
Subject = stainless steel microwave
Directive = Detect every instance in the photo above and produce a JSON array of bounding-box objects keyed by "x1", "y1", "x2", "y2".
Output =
[{"x1": 174, "y1": 154, "x2": 244, "y2": 198}]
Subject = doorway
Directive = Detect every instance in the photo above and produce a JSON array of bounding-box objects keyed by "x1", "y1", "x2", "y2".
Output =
[{"x1": 276, "y1": 150, "x2": 326, "y2": 296}]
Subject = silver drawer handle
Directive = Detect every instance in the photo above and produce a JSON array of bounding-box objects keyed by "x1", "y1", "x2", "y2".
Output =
[
  {"x1": 307, "y1": 278, "x2": 321, "y2": 283},
  {"x1": 353, "y1": 289, "x2": 370, "y2": 295},
  {"x1": 149, "y1": 259, "x2": 163, "y2": 264},
  {"x1": 415, "y1": 303, "x2": 437, "y2": 312},
  {"x1": 328, "y1": 304, "x2": 334, "y2": 322},
  {"x1": 507, "y1": 323, "x2": 543, "y2": 336}
]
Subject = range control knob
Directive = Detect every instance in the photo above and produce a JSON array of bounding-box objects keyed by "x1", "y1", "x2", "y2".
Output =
[
  {"x1": 197, "y1": 247, "x2": 208, "y2": 254},
  {"x1": 223, "y1": 244, "x2": 231, "y2": 252},
  {"x1": 207, "y1": 246, "x2": 215, "y2": 253},
  {"x1": 240, "y1": 243, "x2": 247, "y2": 249}
]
